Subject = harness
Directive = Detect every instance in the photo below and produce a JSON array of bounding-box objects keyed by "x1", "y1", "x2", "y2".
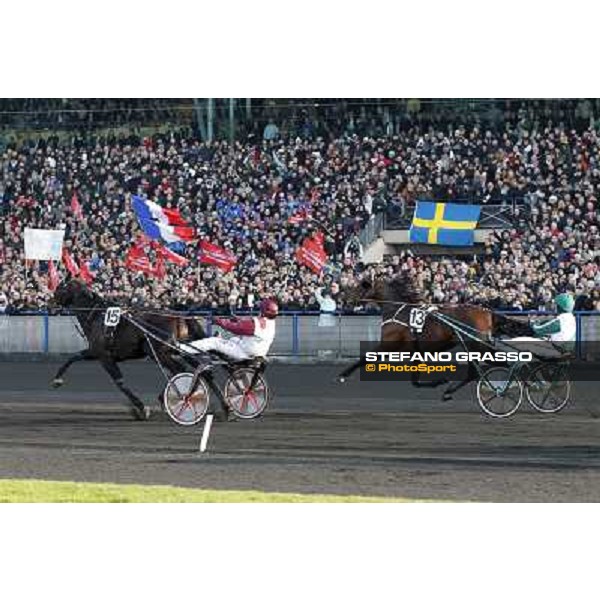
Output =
[
  {"x1": 366, "y1": 299, "x2": 439, "y2": 335},
  {"x1": 380, "y1": 303, "x2": 409, "y2": 328}
]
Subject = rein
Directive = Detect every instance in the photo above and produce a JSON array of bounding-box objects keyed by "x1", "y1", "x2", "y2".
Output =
[
  {"x1": 360, "y1": 298, "x2": 417, "y2": 306},
  {"x1": 53, "y1": 306, "x2": 206, "y2": 320},
  {"x1": 123, "y1": 313, "x2": 200, "y2": 356}
]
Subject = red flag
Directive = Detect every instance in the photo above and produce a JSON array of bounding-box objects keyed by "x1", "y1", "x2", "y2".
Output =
[
  {"x1": 61, "y1": 248, "x2": 80, "y2": 277},
  {"x1": 312, "y1": 230, "x2": 325, "y2": 246},
  {"x1": 288, "y1": 208, "x2": 312, "y2": 225},
  {"x1": 154, "y1": 255, "x2": 166, "y2": 280},
  {"x1": 79, "y1": 260, "x2": 94, "y2": 285},
  {"x1": 136, "y1": 234, "x2": 152, "y2": 249},
  {"x1": 70, "y1": 193, "x2": 83, "y2": 220},
  {"x1": 151, "y1": 241, "x2": 189, "y2": 267},
  {"x1": 47, "y1": 260, "x2": 60, "y2": 291},
  {"x1": 296, "y1": 236, "x2": 327, "y2": 274},
  {"x1": 199, "y1": 240, "x2": 237, "y2": 273},
  {"x1": 125, "y1": 242, "x2": 166, "y2": 278},
  {"x1": 125, "y1": 243, "x2": 154, "y2": 276}
]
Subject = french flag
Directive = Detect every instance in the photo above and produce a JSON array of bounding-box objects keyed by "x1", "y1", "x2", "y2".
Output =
[{"x1": 132, "y1": 196, "x2": 196, "y2": 244}]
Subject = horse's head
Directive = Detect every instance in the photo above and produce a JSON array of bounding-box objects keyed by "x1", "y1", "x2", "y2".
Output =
[
  {"x1": 52, "y1": 279, "x2": 96, "y2": 309},
  {"x1": 342, "y1": 273, "x2": 379, "y2": 307}
]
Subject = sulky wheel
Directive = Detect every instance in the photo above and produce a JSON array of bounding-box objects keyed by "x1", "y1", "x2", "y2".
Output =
[
  {"x1": 477, "y1": 366, "x2": 523, "y2": 418},
  {"x1": 163, "y1": 372, "x2": 210, "y2": 426},
  {"x1": 224, "y1": 368, "x2": 270, "y2": 419},
  {"x1": 525, "y1": 362, "x2": 571, "y2": 414}
]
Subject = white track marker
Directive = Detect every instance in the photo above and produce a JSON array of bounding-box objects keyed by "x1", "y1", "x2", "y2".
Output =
[{"x1": 199, "y1": 414, "x2": 214, "y2": 453}]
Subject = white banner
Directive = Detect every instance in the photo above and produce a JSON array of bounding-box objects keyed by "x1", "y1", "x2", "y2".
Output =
[{"x1": 24, "y1": 228, "x2": 65, "y2": 260}]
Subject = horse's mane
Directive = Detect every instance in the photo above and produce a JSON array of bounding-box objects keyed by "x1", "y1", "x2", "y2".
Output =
[
  {"x1": 75, "y1": 281, "x2": 106, "y2": 308},
  {"x1": 385, "y1": 274, "x2": 423, "y2": 304}
]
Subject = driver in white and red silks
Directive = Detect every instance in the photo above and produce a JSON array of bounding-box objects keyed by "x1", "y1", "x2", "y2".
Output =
[{"x1": 181, "y1": 299, "x2": 279, "y2": 362}]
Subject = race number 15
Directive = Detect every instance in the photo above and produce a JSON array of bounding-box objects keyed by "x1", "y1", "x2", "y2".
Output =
[{"x1": 104, "y1": 307, "x2": 121, "y2": 328}]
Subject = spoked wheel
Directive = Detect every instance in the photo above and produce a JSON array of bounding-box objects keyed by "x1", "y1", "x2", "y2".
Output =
[
  {"x1": 477, "y1": 366, "x2": 523, "y2": 418},
  {"x1": 525, "y1": 362, "x2": 571, "y2": 414},
  {"x1": 163, "y1": 373, "x2": 210, "y2": 426},
  {"x1": 224, "y1": 368, "x2": 270, "y2": 419}
]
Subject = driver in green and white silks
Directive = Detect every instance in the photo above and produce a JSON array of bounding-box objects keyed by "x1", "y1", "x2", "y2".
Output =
[{"x1": 511, "y1": 293, "x2": 576, "y2": 357}]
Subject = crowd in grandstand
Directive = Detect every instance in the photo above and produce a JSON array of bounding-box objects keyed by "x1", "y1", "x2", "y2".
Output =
[{"x1": 0, "y1": 100, "x2": 598, "y2": 314}]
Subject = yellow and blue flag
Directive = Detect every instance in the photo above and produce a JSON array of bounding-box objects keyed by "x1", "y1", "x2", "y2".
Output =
[{"x1": 409, "y1": 201, "x2": 481, "y2": 246}]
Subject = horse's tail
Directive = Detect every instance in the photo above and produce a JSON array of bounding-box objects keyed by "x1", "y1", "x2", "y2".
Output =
[
  {"x1": 186, "y1": 316, "x2": 207, "y2": 340},
  {"x1": 491, "y1": 312, "x2": 509, "y2": 336}
]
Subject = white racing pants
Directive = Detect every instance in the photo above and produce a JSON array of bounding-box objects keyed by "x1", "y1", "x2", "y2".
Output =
[
  {"x1": 180, "y1": 336, "x2": 253, "y2": 362},
  {"x1": 508, "y1": 337, "x2": 566, "y2": 359}
]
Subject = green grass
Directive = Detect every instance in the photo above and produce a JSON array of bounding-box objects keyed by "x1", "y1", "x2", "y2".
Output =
[{"x1": 0, "y1": 479, "x2": 420, "y2": 503}]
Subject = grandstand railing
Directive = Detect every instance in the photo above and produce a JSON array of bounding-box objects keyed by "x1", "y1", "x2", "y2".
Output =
[
  {"x1": 384, "y1": 198, "x2": 531, "y2": 230},
  {"x1": 1, "y1": 311, "x2": 598, "y2": 358},
  {"x1": 358, "y1": 212, "x2": 385, "y2": 248}
]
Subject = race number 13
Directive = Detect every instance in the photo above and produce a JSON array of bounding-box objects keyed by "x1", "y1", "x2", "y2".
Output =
[
  {"x1": 409, "y1": 308, "x2": 426, "y2": 330},
  {"x1": 104, "y1": 307, "x2": 121, "y2": 328}
]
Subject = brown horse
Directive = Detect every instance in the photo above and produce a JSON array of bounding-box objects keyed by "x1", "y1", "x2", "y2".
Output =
[{"x1": 338, "y1": 275, "x2": 529, "y2": 401}]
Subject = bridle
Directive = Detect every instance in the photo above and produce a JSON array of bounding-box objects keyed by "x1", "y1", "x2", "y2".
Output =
[{"x1": 357, "y1": 297, "x2": 413, "y2": 329}]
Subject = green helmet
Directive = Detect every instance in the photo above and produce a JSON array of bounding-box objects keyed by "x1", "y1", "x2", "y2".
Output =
[{"x1": 555, "y1": 293, "x2": 574, "y2": 313}]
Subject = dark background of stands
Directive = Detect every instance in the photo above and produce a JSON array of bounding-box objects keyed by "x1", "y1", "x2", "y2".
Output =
[{"x1": 1, "y1": 99, "x2": 599, "y2": 142}]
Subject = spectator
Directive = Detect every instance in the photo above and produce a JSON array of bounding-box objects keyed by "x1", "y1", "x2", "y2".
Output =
[
  {"x1": 263, "y1": 120, "x2": 280, "y2": 141},
  {"x1": 315, "y1": 286, "x2": 337, "y2": 327}
]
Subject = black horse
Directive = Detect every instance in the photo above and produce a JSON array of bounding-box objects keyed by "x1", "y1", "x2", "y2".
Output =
[
  {"x1": 51, "y1": 279, "x2": 206, "y2": 420},
  {"x1": 339, "y1": 274, "x2": 532, "y2": 400}
]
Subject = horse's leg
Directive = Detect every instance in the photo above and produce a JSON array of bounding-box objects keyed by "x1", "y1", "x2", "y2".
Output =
[
  {"x1": 152, "y1": 350, "x2": 191, "y2": 410},
  {"x1": 338, "y1": 331, "x2": 399, "y2": 383},
  {"x1": 100, "y1": 359, "x2": 150, "y2": 421},
  {"x1": 51, "y1": 350, "x2": 93, "y2": 388},
  {"x1": 337, "y1": 356, "x2": 366, "y2": 383},
  {"x1": 409, "y1": 334, "x2": 447, "y2": 389},
  {"x1": 441, "y1": 362, "x2": 477, "y2": 401},
  {"x1": 410, "y1": 369, "x2": 448, "y2": 389}
]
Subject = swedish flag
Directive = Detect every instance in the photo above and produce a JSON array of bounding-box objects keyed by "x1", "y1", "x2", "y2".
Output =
[{"x1": 409, "y1": 201, "x2": 481, "y2": 246}]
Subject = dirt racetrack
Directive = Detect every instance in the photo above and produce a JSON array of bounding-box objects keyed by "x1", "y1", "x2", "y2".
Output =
[{"x1": 1, "y1": 360, "x2": 600, "y2": 501}]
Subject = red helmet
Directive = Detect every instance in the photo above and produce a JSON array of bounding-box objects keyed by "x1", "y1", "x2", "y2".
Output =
[{"x1": 260, "y1": 298, "x2": 279, "y2": 319}]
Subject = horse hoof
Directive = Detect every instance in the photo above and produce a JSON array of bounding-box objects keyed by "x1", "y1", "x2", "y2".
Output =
[
  {"x1": 51, "y1": 378, "x2": 64, "y2": 388},
  {"x1": 337, "y1": 376, "x2": 346, "y2": 384},
  {"x1": 131, "y1": 407, "x2": 151, "y2": 421},
  {"x1": 442, "y1": 392, "x2": 453, "y2": 402}
]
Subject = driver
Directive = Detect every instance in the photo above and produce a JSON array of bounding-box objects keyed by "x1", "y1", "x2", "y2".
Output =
[
  {"x1": 510, "y1": 292, "x2": 576, "y2": 357},
  {"x1": 181, "y1": 298, "x2": 279, "y2": 362}
]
